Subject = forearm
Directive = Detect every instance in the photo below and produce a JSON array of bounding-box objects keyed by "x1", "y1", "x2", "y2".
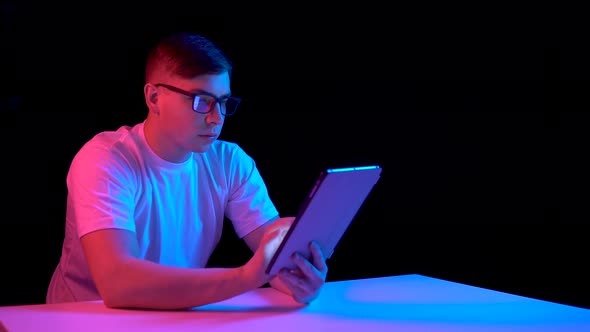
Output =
[{"x1": 99, "y1": 258, "x2": 260, "y2": 310}]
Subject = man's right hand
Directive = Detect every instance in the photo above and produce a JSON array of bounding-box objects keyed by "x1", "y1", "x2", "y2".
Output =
[{"x1": 242, "y1": 217, "x2": 294, "y2": 286}]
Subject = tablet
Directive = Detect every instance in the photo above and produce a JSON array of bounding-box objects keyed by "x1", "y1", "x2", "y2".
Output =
[{"x1": 265, "y1": 165, "x2": 382, "y2": 276}]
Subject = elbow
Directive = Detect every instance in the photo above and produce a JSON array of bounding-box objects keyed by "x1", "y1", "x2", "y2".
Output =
[
  {"x1": 98, "y1": 282, "x2": 130, "y2": 309},
  {"x1": 94, "y1": 267, "x2": 136, "y2": 309},
  {"x1": 100, "y1": 282, "x2": 139, "y2": 309},
  {"x1": 101, "y1": 290, "x2": 129, "y2": 309}
]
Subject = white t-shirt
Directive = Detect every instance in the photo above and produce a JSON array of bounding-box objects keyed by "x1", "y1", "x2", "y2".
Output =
[{"x1": 46, "y1": 121, "x2": 279, "y2": 303}]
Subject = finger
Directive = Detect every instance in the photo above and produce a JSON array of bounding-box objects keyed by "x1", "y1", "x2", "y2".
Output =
[
  {"x1": 290, "y1": 253, "x2": 326, "y2": 290},
  {"x1": 309, "y1": 241, "x2": 328, "y2": 275},
  {"x1": 291, "y1": 252, "x2": 319, "y2": 278},
  {"x1": 279, "y1": 269, "x2": 320, "y2": 304},
  {"x1": 279, "y1": 268, "x2": 312, "y2": 296}
]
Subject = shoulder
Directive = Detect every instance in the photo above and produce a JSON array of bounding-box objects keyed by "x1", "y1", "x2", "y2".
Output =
[{"x1": 69, "y1": 124, "x2": 143, "y2": 177}]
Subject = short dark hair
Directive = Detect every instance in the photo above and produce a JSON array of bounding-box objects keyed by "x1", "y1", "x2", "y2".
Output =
[{"x1": 145, "y1": 32, "x2": 233, "y2": 83}]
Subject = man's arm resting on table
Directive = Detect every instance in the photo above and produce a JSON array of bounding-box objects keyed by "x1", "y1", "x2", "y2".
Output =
[{"x1": 81, "y1": 228, "x2": 267, "y2": 310}]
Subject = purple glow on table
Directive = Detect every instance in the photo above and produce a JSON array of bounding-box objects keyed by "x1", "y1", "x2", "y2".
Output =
[{"x1": 1, "y1": 274, "x2": 589, "y2": 331}]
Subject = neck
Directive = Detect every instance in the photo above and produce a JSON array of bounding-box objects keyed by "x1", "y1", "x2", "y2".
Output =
[{"x1": 143, "y1": 116, "x2": 191, "y2": 163}]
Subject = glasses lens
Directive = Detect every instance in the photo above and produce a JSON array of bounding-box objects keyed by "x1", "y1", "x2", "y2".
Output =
[
  {"x1": 223, "y1": 97, "x2": 240, "y2": 116},
  {"x1": 193, "y1": 96, "x2": 210, "y2": 114},
  {"x1": 193, "y1": 95, "x2": 240, "y2": 116}
]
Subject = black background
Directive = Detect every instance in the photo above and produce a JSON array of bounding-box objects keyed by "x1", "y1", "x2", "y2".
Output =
[{"x1": 1, "y1": 3, "x2": 589, "y2": 309}]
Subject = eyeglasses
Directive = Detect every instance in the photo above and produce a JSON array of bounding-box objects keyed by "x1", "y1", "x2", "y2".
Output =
[{"x1": 154, "y1": 83, "x2": 241, "y2": 116}]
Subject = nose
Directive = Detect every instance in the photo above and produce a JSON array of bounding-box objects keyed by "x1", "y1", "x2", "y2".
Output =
[{"x1": 205, "y1": 102, "x2": 224, "y2": 125}]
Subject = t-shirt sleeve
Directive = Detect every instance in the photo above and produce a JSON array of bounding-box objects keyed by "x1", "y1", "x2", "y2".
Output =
[
  {"x1": 67, "y1": 139, "x2": 137, "y2": 238},
  {"x1": 224, "y1": 145, "x2": 279, "y2": 238}
]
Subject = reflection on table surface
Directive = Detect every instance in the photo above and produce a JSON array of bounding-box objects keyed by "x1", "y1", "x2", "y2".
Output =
[{"x1": 1, "y1": 274, "x2": 590, "y2": 331}]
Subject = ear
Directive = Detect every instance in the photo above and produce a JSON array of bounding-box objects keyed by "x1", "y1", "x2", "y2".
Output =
[{"x1": 144, "y1": 83, "x2": 160, "y2": 115}]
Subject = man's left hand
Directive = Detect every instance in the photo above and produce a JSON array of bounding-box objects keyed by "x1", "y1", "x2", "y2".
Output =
[{"x1": 277, "y1": 240, "x2": 328, "y2": 304}]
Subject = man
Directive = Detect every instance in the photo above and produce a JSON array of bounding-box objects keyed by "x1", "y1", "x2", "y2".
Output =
[{"x1": 47, "y1": 32, "x2": 327, "y2": 310}]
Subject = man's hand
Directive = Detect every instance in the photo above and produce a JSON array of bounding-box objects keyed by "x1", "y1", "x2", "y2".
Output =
[
  {"x1": 276, "y1": 240, "x2": 328, "y2": 304},
  {"x1": 242, "y1": 217, "x2": 294, "y2": 286},
  {"x1": 242, "y1": 217, "x2": 328, "y2": 304}
]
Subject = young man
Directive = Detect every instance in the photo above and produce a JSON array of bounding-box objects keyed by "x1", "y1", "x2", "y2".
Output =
[{"x1": 46, "y1": 32, "x2": 327, "y2": 310}]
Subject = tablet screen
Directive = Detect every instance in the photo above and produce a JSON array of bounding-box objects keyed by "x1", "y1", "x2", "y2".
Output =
[{"x1": 265, "y1": 165, "x2": 382, "y2": 276}]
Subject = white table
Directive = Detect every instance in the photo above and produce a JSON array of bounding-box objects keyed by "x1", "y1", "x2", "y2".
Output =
[{"x1": 1, "y1": 274, "x2": 589, "y2": 331}]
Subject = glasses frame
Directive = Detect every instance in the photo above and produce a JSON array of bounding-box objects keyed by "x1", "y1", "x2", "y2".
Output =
[{"x1": 154, "y1": 83, "x2": 241, "y2": 116}]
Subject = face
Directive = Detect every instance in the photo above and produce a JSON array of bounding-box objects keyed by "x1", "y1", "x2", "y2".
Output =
[{"x1": 147, "y1": 72, "x2": 232, "y2": 162}]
